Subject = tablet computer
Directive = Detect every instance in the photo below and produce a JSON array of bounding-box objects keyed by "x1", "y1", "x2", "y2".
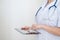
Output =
[{"x1": 15, "y1": 28, "x2": 40, "y2": 35}]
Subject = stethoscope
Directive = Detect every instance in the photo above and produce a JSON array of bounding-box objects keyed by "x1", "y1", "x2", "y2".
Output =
[{"x1": 35, "y1": 0, "x2": 58, "y2": 16}]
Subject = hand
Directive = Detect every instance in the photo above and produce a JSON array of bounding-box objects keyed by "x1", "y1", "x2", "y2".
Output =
[
  {"x1": 21, "y1": 26, "x2": 30, "y2": 31},
  {"x1": 31, "y1": 24, "x2": 44, "y2": 30}
]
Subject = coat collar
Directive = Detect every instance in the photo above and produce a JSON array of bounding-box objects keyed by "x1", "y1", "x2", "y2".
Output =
[
  {"x1": 48, "y1": 0, "x2": 57, "y2": 7},
  {"x1": 42, "y1": 0, "x2": 57, "y2": 9}
]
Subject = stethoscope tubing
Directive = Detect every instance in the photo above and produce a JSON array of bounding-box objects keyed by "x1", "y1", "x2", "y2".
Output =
[{"x1": 35, "y1": 0, "x2": 58, "y2": 16}]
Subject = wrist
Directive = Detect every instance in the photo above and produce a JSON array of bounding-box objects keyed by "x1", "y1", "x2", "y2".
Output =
[
  {"x1": 41, "y1": 25, "x2": 47, "y2": 29},
  {"x1": 38, "y1": 24, "x2": 45, "y2": 29},
  {"x1": 42, "y1": 25, "x2": 49, "y2": 30}
]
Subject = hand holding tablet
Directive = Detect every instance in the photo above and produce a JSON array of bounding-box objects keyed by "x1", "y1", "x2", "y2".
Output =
[{"x1": 15, "y1": 26, "x2": 40, "y2": 35}]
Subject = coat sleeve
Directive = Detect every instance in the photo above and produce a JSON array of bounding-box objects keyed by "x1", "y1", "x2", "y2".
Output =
[
  {"x1": 57, "y1": 16, "x2": 60, "y2": 27},
  {"x1": 57, "y1": 7, "x2": 60, "y2": 27}
]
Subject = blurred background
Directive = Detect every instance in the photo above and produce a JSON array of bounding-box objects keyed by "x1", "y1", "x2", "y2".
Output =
[{"x1": 0, "y1": 0, "x2": 45, "y2": 40}]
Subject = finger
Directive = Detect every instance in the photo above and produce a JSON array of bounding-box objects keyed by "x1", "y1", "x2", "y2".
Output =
[
  {"x1": 21, "y1": 26, "x2": 30, "y2": 30},
  {"x1": 32, "y1": 24, "x2": 34, "y2": 26},
  {"x1": 31, "y1": 27, "x2": 36, "y2": 30}
]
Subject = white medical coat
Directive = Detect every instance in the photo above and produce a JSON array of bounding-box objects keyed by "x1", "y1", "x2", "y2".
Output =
[{"x1": 36, "y1": 0, "x2": 60, "y2": 40}]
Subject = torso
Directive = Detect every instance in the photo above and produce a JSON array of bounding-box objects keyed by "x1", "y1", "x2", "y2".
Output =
[{"x1": 36, "y1": 1, "x2": 60, "y2": 40}]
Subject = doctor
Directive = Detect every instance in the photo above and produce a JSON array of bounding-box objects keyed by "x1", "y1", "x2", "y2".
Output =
[
  {"x1": 22, "y1": 0, "x2": 60, "y2": 40},
  {"x1": 31, "y1": 0, "x2": 60, "y2": 40}
]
